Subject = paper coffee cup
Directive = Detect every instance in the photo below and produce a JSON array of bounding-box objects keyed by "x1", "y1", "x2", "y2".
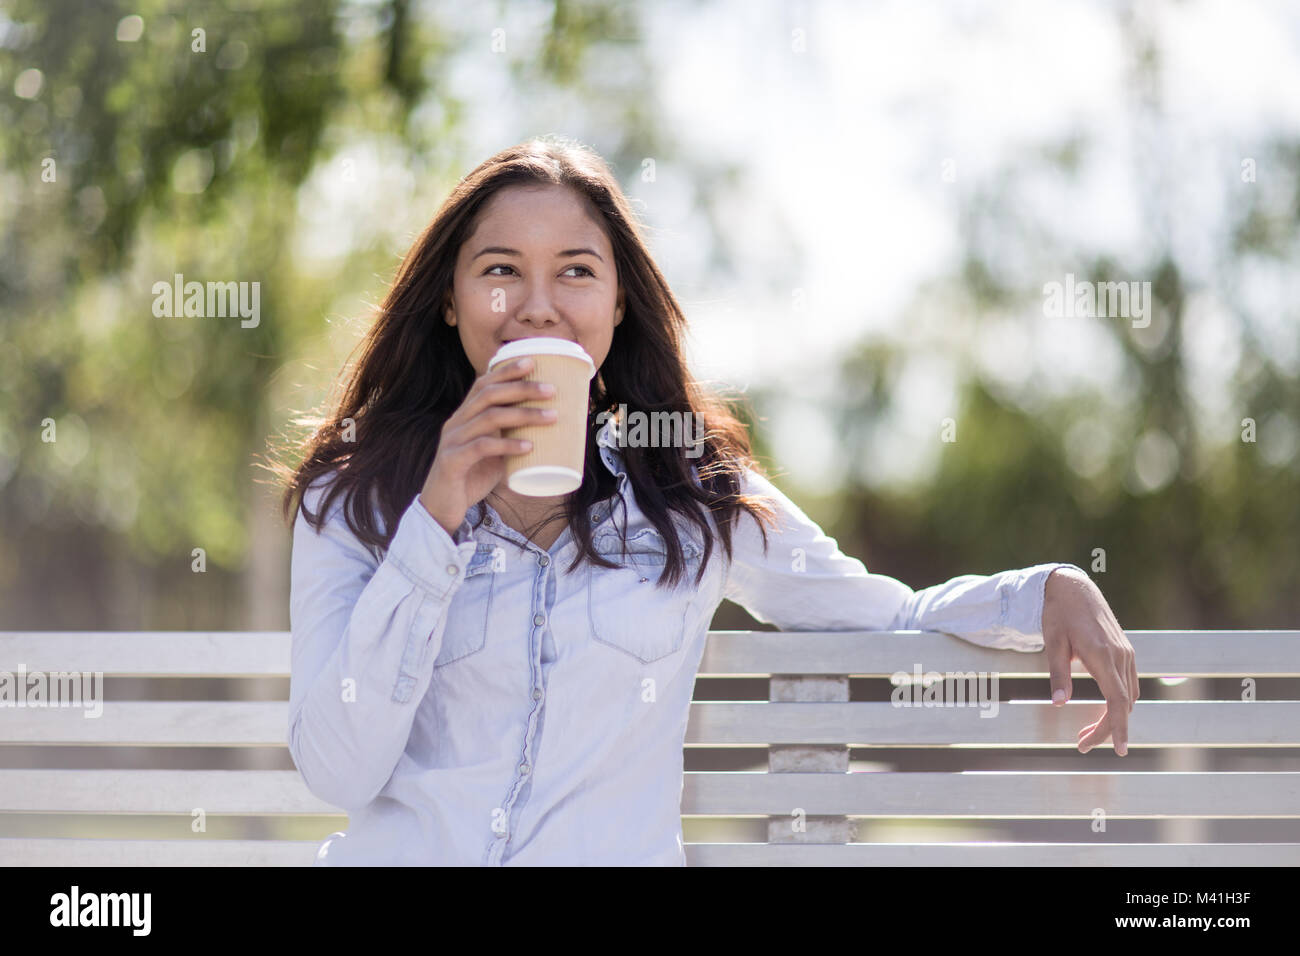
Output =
[{"x1": 486, "y1": 338, "x2": 596, "y2": 496}]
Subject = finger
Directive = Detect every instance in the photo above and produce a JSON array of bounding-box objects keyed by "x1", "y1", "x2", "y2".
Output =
[
  {"x1": 452, "y1": 434, "x2": 533, "y2": 467},
  {"x1": 1045, "y1": 625, "x2": 1074, "y2": 707},
  {"x1": 1076, "y1": 640, "x2": 1131, "y2": 754},
  {"x1": 1113, "y1": 628, "x2": 1138, "y2": 713},
  {"x1": 1077, "y1": 711, "x2": 1110, "y2": 754},
  {"x1": 456, "y1": 403, "x2": 556, "y2": 448},
  {"x1": 461, "y1": 357, "x2": 535, "y2": 408},
  {"x1": 1103, "y1": 668, "x2": 1130, "y2": 756},
  {"x1": 1081, "y1": 681, "x2": 1129, "y2": 756},
  {"x1": 490, "y1": 355, "x2": 534, "y2": 378},
  {"x1": 1128, "y1": 648, "x2": 1140, "y2": 712},
  {"x1": 455, "y1": 362, "x2": 546, "y2": 427},
  {"x1": 444, "y1": 410, "x2": 553, "y2": 465},
  {"x1": 1092, "y1": 597, "x2": 1137, "y2": 713}
]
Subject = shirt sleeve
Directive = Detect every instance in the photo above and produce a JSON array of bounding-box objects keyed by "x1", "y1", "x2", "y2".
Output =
[
  {"x1": 721, "y1": 466, "x2": 1080, "y2": 652},
  {"x1": 287, "y1": 477, "x2": 479, "y2": 810}
]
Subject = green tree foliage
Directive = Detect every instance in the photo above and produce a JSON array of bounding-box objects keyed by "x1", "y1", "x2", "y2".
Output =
[
  {"x1": 0, "y1": 0, "x2": 669, "y2": 626},
  {"x1": 0, "y1": 0, "x2": 416, "y2": 619}
]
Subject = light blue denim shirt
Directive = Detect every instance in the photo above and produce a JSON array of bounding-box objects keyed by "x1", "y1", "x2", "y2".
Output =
[{"x1": 288, "y1": 418, "x2": 1076, "y2": 866}]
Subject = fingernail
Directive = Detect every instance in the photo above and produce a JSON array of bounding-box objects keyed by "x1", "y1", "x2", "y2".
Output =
[
  {"x1": 1117, "y1": 744, "x2": 1128, "y2": 757},
  {"x1": 1052, "y1": 689, "x2": 1065, "y2": 705}
]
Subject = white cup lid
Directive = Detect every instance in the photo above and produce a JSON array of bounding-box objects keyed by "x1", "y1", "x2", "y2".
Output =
[
  {"x1": 488, "y1": 338, "x2": 596, "y2": 378},
  {"x1": 508, "y1": 465, "x2": 583, "y2": 497}
]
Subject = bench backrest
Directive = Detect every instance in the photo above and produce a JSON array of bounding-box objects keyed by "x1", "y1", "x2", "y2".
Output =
[{"x1": 2, "y1": 630, "x2": 1298, "y2": 865}]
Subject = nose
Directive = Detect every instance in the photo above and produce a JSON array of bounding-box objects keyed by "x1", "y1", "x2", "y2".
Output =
[{"x1": 515, "y1": 275, "x2": 560, "y2": 328}]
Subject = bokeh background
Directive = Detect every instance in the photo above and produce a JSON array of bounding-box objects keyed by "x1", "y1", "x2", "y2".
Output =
[{"x1": 1, "y1": 0, "x2": 1297, "y2": 848}]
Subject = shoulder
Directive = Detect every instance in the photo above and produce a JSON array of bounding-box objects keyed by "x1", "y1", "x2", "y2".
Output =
[
  {"x1": 732, "y1": 463, "x2": 798, "y2": 523},
  {"x1": 295, "y1": 468, "x2": 384, "y2": 542},
  {"x1": 297, "y1": 469, "x2": 345, "y2": 528},
  {"x1": 292, "y1": 469, "x2": 389, "y2": 567}
]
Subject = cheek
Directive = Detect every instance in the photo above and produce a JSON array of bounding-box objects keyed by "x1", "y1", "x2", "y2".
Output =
[
  {"x1": 452, "y1": 310, "x2": 494, "y2": 373},
  {"x1": 462, "y1": 282, "x2": 496, "y2": 316},
  {"x1": 581, "y1": 288, "x2": 618, "y2": 323}
]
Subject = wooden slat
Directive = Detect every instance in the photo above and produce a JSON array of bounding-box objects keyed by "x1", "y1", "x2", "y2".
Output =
[
  {"x1": 4, "y1": 630, "x2": 1299, "y2": 677},
  {"x1": 700, "y1": 630, "x2": 1300, "y2": 677},
  {"x1": 0, "y1": 838, "x2": 321, "y2": 866},
  {"x1": 0, "y1": 769, "x2": 342, "y2": 815},
  {"x1": 681, "y1": 771, "x2": 1300, "y2": 817},
  {"x1": 0, "y1": 701, "x2": 288, "y2": 745},
  {"x1": 5, "y1": 838, "x2": 1297, "y2": 866},
  {"x1": 4, "y1": 700, "x2": 1298, "y2": 747},
  {"x1": 0, "y1": 632, "x2": 289, "y2": 678},
  {"x1": 683, "y1": 842, "x2": 1300, "y2": 866},
  {"x1": 684, "y1": 701, "x2": 1300, "y2": 747},
  {"x1": 4, "y1": 769, "x2": 1297, "y2": 818}
]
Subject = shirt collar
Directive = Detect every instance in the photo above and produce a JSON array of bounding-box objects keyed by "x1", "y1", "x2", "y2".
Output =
[
  {"x1": 595, "y1": 414, "x2": 626, "y2": 483},
  {"x1": 465, "y1": 417, "x2": 626, "y2": 535},
  {"x1": 597, "y1": 413, "x2": 706, "y2": 488}
]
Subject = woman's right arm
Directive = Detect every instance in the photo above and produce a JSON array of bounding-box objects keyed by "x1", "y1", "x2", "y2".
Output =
[
  {"x1": 288, "y1": 357, "x2": 556, "y2": 810},
  {"x1": 287, "y1": 479, "x2": 478, "y2": 811}
]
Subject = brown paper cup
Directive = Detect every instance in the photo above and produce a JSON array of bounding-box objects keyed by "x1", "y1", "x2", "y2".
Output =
[{"x1": 487, "y1": 339, "x2": 596, "y2": 496}]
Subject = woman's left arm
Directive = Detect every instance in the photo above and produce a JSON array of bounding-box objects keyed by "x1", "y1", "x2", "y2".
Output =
[
  {"x1": 722, "y1": 466, "x2": 1138, "y2": 753},
  {"x1": 724, "y1": 466, "x2": 1074, "y2": 648}
]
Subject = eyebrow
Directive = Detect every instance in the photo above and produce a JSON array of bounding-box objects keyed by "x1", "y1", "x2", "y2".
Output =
[{"x1": 471, "y1": 245, "x2": 605, "y2": 263}]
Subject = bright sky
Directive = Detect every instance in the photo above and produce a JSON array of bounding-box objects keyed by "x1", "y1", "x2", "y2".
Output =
[{"x1": 297, "y1": 0, "x2": 1300, "y2": 493}]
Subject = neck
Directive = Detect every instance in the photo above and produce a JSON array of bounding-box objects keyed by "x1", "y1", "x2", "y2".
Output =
[{"x1": 487, "y1": 485, "x2": 567, "y2": 524}]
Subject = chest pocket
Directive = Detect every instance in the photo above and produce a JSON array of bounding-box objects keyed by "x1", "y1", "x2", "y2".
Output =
[
  {"x1": 587, "y1": 526, "x2": 703, "y2": 664},
  {"x1": 436, "y1": 544, "x2": 498, "y2": 668}
]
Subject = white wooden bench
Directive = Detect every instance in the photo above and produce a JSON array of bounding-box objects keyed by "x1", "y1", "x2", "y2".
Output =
[{"x1": 2, "y1": 629, "x2": 1298, "y2": 865}]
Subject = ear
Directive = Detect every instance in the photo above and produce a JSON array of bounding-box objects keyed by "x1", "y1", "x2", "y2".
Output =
[
  {"x1": 613, "y1": 287, "x2": 625, "y2": 327},
  {"x1": 444, "y1": 295, "x2": 457, "y2": 327}
]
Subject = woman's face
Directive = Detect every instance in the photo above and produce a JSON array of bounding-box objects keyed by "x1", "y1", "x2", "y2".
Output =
[{"x1": 445, "y1": 183, "x2": 624, "y2": 376}]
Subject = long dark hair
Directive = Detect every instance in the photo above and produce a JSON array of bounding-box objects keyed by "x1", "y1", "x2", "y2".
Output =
[{"x1": 271, "y1": 136, "x2": 778, "y2": 588}]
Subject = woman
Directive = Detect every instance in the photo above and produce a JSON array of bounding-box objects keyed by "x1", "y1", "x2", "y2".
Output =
[{"x1": 279, "y1": 136, "x2": 1138, "y2": 866}]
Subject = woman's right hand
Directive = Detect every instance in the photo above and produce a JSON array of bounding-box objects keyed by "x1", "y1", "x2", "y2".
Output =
[{"x1": 419, "y1": 357, "x2": 558, "y2": 538}]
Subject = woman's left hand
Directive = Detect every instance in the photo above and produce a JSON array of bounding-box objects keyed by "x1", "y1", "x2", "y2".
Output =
[{"x1": 1041, "y1": 566, "x2": 1139, "y2": 755}]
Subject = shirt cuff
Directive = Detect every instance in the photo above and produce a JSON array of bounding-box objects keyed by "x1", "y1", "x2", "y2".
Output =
[
  {"x1": 1003, "y1": 562, "x2": 1086, "y2": 652},
  {"x1": 383, "y1": 494, "x2": 479, "y2": 601}
]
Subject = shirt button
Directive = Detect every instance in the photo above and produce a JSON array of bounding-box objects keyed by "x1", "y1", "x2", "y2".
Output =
[
  {"x1": 495, "y1": 830, "x2": 506, "y2": 839},
  {"x1": 538, "y1": 555, "x2": 549, "y2": 567},
  {"x1": 484, "y1": 515, "x2": 493, "y2": 526},
  {"x1": 533, "y1": 613, "x2": 545, "y2": 627},
  {"x1": 532, "y1": 688, "x2": 542, "y2": 701},
  {"x1": 446, "y1": 564, "x2": 458, "y2": 576},
  {"x1": 519, "y1": 763, "x2": 530, "y2": 775}
]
